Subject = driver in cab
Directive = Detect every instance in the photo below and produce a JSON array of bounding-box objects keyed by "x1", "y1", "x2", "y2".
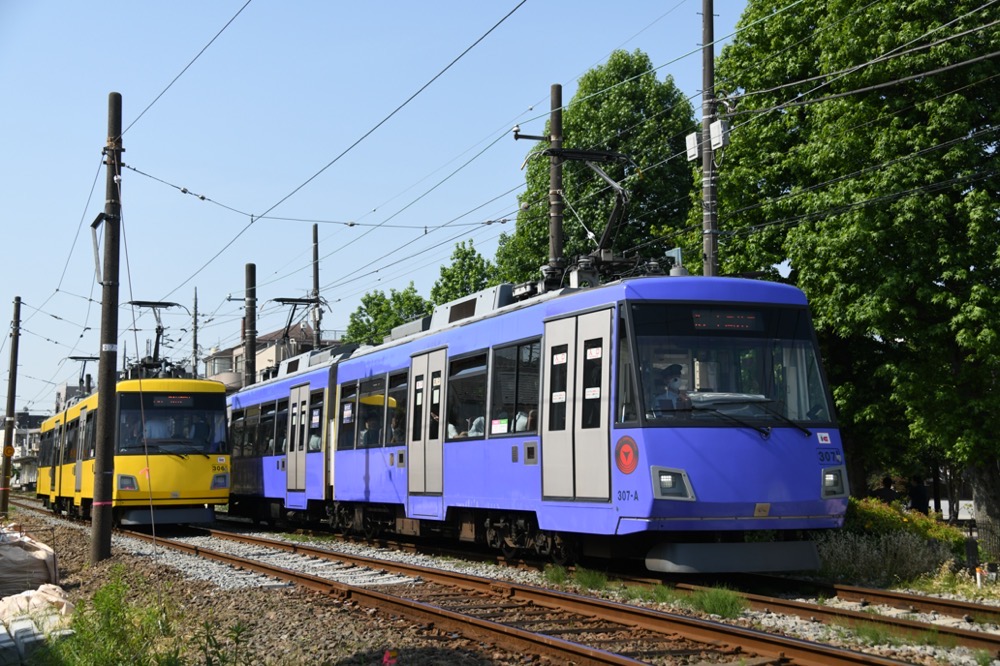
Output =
[{"x1": 654, "y1": 364, "x2": 691, "y2": 411}]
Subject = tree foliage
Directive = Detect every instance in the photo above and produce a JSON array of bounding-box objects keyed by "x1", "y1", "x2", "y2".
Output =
[
  {"x1": 715, "y1": 0, "x2": 999, "y2": 519},
  {"x1": 430, "y1": 240, "x2": 497, "y2": 305},
  {"x1": 495, "y1": 49, "x2": 697, "y2": 283},
  {"x1": 343, "y1": 283, "x2": 430, "y2": 346}
]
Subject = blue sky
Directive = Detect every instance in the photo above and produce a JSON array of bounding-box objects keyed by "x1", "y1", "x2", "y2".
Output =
[{"x1": 0, "y1": 0, "x2": 745, "y2": 415}]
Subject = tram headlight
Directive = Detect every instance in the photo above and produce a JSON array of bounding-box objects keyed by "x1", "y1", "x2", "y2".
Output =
[
  {"x1": 652, "y1": 467, "x2": 694, "y2": 500},
  {"x1": 821, "y1": 466, "x2": 848, "y2": 498},
  {"x1": 211, "y1": 472, "x2": 230, "y2": 490},
  {"x1": 118, "y1": 475, "x2": 139, "y2": 491}
]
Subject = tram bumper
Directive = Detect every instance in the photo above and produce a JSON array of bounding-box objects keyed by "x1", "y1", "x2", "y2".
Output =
[{"x1": 645, "y1": 540, "x2": 819, "y2": 573}]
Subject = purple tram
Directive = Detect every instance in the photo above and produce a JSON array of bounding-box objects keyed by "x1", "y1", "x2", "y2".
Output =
[{"x1": 227, "y1": 275, "x2": 848, "y2": 572}]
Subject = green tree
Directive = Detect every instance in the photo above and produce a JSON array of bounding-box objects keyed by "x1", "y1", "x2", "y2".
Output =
[
  {"x1": 430, "y1": 239, "x2": 497, "y2": 305},
  {"x1": 495, "y1": 49, "x2": 696, "y2": 283},
  {"x1": 714, "y1": 0, "x2": 999, "y2": 536},
  {"x1": 343, "y1": 283, "x2": 431, "y2": 346}
]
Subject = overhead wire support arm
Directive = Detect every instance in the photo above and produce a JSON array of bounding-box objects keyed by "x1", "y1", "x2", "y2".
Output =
[{"x1": 539, "y1": 148, "x2": 636, "y2": 256}]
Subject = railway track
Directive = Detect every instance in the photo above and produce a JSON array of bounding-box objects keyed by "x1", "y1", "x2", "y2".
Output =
[
  {"x1": 215, "y1": 514, "x2": 1000, "y2": 656},
  {"x1": 121, "y1": 526, "x2": 908, "y2": 665},
  {"x1": 9, "y1": 499, "x2": 996, "y2": 663}
]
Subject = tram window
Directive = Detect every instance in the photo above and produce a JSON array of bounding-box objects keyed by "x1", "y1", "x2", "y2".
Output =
[
  {"x1": 548, "y1": 344, "x2": 568, "y2": 431},
  {"x1": 66, "y1": 421, "x2": 79, "y2": 463},
  {"x1": 411, "y1": 375, "x2": 424, "y2": 442},
  {"x1": 39, "y1": 432, "x2": 51, "y2": 467},
  {"x1": 255, "y1": 404, "x2": 272, "y2": 456},
  {"x1": 429, "y1": 371, "x2": 442, "y2": 440},
  {"x1": 386, "y1": 372, "x2": 407, "y2": 444},
  {"x1": 231, "y1": 412, "x2": 246, "y2": 458},
  {"x1": 490, "y1": 341, "x2": 540, "y2": 435},
  {"x1": 338, "y1": 382, "x2": 358, "y2": 451},
  {"x1": 446, "y1": 353, "x2": 487, "y2": 440},
  {"x1": 274, "y1": 399, "x2": 289, "y2": 454},
  {"x1": 359, "y1": 376, "x2": 386, "y2": 448},
  {"x1": 616, "y1": 317, "x2": 639, "y2": 424},
  {"x1": 307, "y1": 391, "x2": 323, "y2": 452},
  {"x1": 581, "y1": 338, "x2": 603, "y2": 429},
  {"x1": 83, "y1": 412, "x2": 96, "y2": 459}
]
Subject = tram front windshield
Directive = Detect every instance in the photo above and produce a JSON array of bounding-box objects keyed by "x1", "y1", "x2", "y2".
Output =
[
  {"x1": 118, "y1": 392, "x2": 228, "y2": 454},
  {"x1": 630, "y1": 303, "x2": 833, "y2": 425}
]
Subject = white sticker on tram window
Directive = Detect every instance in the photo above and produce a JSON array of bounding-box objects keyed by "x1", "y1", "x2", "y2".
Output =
[
  {"x1": 553, "y1": 352, "x2": 567, "y2": 365},
  {"x1": 343, "y1": 403, "x2": 353, "y2": 423},
  {"x1": 415, "y1": 393, "x2": 423, "y2": 406},
  {"x1": 817, "y1": 432, "x2": 831, "y2": 444},
  {"x1": 432, "y1": 376, "x2": 441, "y2": 387},
  {"x1": 416, "y1": 379, "x2": 424, "y2": 390},
  {"x1": 585, "y1": 387, "x2": 600, "y2": 399},
  {"x1": 586, "y1": 347, "x2": 602, "y2": 360},
  {"x1": 552, "y1": 391, "x2": 566, "y2": 404},
  {"x1": 491, "y1": 418, "x2": 508, "y2": 434},
  {"x1": 432, "y1": 388, "x2": 440, "y2": 403}
]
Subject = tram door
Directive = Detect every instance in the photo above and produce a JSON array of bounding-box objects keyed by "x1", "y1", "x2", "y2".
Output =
[
  {"x1": 541, "y1": 309, "x2": 612, "y2": 501},
  {"x1": 286, "y1": 384, "x2": 309, "y2": 492},
  {"x1": 408, "y1": 349, "x2": 446, "y2": 495}
]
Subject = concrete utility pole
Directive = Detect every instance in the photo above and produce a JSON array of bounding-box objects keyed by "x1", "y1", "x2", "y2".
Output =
[
  {"x1": 701, "y1": 0, "x2": 719, "y2": 276},
  {"x1": 312, "y1": 224, "x2": 321, "y2": 348},
  {"x1": 1, "y1": 296, "x2": 21, "y2": 516},
  {"x1": 92, "y1": 92, "x2": 123, "y2": 564},
  {"x1": 243, "y1": 264, "x2": 257, "y2": 388}
]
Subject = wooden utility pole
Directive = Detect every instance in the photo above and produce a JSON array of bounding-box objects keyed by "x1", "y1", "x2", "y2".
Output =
[
  {"x1": 91, "y1": 92, "x2": 123, "y2": 563},
  {"x1": 547, "y1": 84, "x2": 564, "y2": 286},
  {"x1": 1, "y1": 297, "x2": 21, "y2": 516},
  {"x1": 701, "y1": 0, "x2": 719, "y2": 276}
]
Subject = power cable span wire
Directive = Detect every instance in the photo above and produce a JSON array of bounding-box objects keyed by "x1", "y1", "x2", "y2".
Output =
[
  {"x1": 158, "y1": 1, "x2": 527, "y2": 302},
  {"x1": 257, "y1": 1, "x2": 528, "y2": 226},
  {"x1": 722, "y1": 0, "x2": 999, "y2": 121},
  {"x1": 121, "y1": 1, "x2": 254, "y2": 138},
  {"x1": 253, "y1": 132, "x2": 515, "y2": 292}
]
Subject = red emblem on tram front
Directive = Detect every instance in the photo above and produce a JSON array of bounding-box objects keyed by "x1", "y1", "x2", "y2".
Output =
[{"x1": 615, "y1": 436, "x2": 638, "y2": 474}]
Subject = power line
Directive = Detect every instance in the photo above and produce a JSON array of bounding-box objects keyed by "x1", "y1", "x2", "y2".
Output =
[{"x1": 121, "y1": 1, "x2": 254, "y2": 137}]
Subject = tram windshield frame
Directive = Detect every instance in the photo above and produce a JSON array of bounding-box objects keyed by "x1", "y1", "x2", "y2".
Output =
[
  {"x1": 117, "y1": 392, "x2": 228, "y2": 455},
  {"x1": 628, "y1": 302, "x2": 834, "y2": 426}
]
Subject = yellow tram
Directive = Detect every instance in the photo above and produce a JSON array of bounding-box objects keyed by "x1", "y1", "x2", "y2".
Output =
[{"x1": 37, "y1": 377, "x2": 230, "y2": 525}]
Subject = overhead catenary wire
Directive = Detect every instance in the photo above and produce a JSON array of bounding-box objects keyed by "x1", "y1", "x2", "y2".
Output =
[{"x1": 13, "y1": 1, "x2": 991, "y2": 410}]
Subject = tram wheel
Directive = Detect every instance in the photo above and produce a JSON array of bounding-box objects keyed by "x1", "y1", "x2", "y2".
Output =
[
  {"x1": 551, "y1": 535, "x2": 579, "y2": 566},
  {"x1": 500, "y1": 540, "x2": 519, "y2": 560}
]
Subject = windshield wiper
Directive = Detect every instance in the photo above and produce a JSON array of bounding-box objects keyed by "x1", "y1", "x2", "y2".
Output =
[
  {"x1": 756, "y1": 401, "x2": 812, "y2": 437},
  {"x1": 692, "y1": 397, "x2": 813, "y2": 438},
  {"x1": 691, "y1": 405, "x2": 771, "y2": 439}
]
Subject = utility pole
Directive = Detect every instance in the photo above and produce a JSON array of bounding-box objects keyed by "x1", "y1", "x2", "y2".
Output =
[
  {"x1": 192, "y1": 288, "x2": 199, "y2": 378},
  {"x1": 701, "y1": 0, "x2": 719, "y2": 276},
  {"x1": 312, "y1": 224, "x2": 321, "y2": 348},
  {"x1": 243, "y1": 264, "x2": 257, "y2": 388},
  {"x1": 92, "y1": 92, "x2": 123, "y2": 564},
  {"x1": 547, "y1": 84, "x2": 564, "y2": 287},
  {"x1": 513, "y1": 84, "x2": 564, "y2": 291},
  {"x1": 1, "y1": 296, "x2": 21, "y2": 516}
]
